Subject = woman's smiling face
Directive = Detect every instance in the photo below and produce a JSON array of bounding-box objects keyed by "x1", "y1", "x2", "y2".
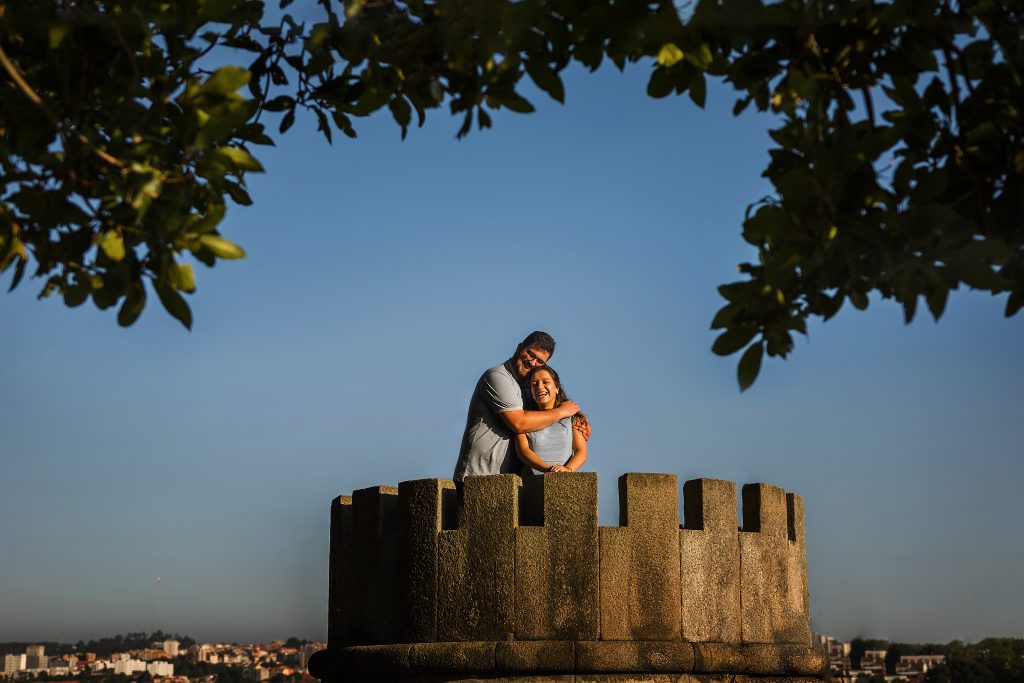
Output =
[{"x1": 529, "y1": 369, "x2": 559, "y2": 409}]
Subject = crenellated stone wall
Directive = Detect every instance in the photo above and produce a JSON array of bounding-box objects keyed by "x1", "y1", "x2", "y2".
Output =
[{"x1": 311, "y1": 472, "x2": 828, "y2": 682}]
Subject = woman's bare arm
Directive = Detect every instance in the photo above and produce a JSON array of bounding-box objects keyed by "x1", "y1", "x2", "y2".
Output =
[
  {"x1": 563, "y1": 428, "x2": 588, "y2": 472},
  {"x1": 515, "y1": 433, "x2": 556, "y2": 472}
]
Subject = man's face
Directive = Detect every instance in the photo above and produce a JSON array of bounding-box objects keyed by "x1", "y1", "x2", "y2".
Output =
[{"x1": 513, "y1": 345, "x2": 550, "y2": 379}]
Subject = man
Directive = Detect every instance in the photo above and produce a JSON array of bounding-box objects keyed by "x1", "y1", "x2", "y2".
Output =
[{"x1": 452, "y1": 331, "x2": 590, "y2": 493}]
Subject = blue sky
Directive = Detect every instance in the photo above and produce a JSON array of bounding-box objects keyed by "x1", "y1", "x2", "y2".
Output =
[{"x1": 1, "y1": 60, "x2": 1022, "y2": 646}]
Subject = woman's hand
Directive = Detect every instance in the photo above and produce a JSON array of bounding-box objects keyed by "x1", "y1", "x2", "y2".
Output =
[{"x1": 549, "y1": 464, "x2": 572, "y2": 473}]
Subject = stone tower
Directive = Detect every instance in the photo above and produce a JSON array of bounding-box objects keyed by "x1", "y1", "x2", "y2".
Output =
[{"x1": 308, "y1": 472, "x2": 829, "y2": 682}]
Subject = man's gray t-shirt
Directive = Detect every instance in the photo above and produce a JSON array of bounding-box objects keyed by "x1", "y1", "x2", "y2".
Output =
[{"x1": 453, "y1": 360, "x2": 523, "y2": 482}]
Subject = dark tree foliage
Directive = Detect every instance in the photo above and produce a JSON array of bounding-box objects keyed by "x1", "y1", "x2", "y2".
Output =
[
  {"x1": 74, "y1": 631, "x2": 193, "y2": 657},
  {"x1": 849, "y1": 637, "x2": 889, "y2": 669},
  {"x1": 925, "y1": 638, "x2": 1024, "y2": 683},
  {"x1": 2, "y1": 0, "x2": 1022, "y2": 387},
  {"x1": 216, "y1": 666, "x2": 245, "y2": 683}
]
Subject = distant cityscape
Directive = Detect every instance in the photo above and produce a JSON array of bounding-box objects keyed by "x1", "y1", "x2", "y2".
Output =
[
  {"x1": 3, "y1": 632, "x2": 1021, "y2": 683},
  {"x1": 816, "y1": 633, "x2": 943, "y2": 682},
  {"x1": 1, "y1": 635, "x2": 324, "y2": 683}
]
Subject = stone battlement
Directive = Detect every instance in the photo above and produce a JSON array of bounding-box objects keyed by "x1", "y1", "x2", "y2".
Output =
[{"x1": 327, "y1": 473, "x2": 812, "y2": 650}]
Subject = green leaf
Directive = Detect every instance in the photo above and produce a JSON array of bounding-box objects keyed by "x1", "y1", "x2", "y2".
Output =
[
  {"x1": 91, "y1": 277, "x2": 119, "y2": 310},
  {"x1": 49, "y1": 24, "x2": 70, "y2": 50},
  {"x1": 904, "y1": 42, "x2": 938, "y2": 72},
  {"x1": 926, "y1": 285, "x2": 948, "y2": 320},
  {"x1": 657, "y1": 43, "x2": 685, "y2": 68},
  {"x1": 849, "y1": 290, "x2": 869, "y2": 310},
  {"x1": 498, "y1": 92, "x2": 535, "y2": 113},
  {"x1": 709, "y1": 304, "x2": 735, "y2": 330},
  {"x1": 945, "y1": 258, "x2": 1006, "y2": 290},
  {"x1": 263, "y1": 96, "x2": 295, "y2": 112},
  {"x1": 647, "y1": 68, "x2": 673, "y2": 99},
  {"x1": 737, "y1": 342, "x2": 763, "y2": 391},
  {"x1": 97, "y1": 230, "x2": 126, "y2": 261},
  {"x1": 170, "y1": 262, "x2": 196, "y2": 293},
  {"x1": 156, "y1": 281, "x2": 193, "y2": 330},
  {"x1": 198, "y1": 235, "x2": 246, "y2": 259},
  {"x1": 712, "y1": 326, "x2": 757, "y2": 356},
  {"x1": 212, "y1": 147, "x2": 264, "y2": 172},
  {"x1": 8, "y1": 257, "x2": 27, "y2": 292},
  {"x1": 279, "y1": 109, "x2": 296, "y2": 134},
  {"x1": 911, "y1": 170, "x2": 946, "y2": 203},
  {"x1": 685, "y1": 44, "x2": 713, "y2": 71},
  {"x1": 389, "y1": 96, "x2": 411, "y2": 129},
  {"x1": 64, "y1": 279, "x2": 89, "y2": 308},
  {"x1": 198, "y1": 66, "x2": 251, "y2": 97},
  {"x1": 1006, "y1": 291, "x2": 1023, "y2": 317},
  {"x1": 902, "y1": 295, "x2": 918, "y2": 324},
  {"x1": 525, "y1": 61, "x2": 565, "y2": 103},
  {"x1": 223, "y1": 181, "x2": 253, "y2": 205},
  {"x1": 689, "y1": 73, "x2": 707, "y2": 108},
  {"x1": 117, "y1": 283, "x2": 146, "y2": 327}
]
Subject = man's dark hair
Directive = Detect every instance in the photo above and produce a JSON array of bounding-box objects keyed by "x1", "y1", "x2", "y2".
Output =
[{"x1": 520, "y1": 330, "x2": 556, "y2": 357}]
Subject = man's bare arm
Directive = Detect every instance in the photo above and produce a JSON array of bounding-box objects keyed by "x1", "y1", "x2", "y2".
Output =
[{"x1": 500, "y1": 400, "x2": 580, "y2": 434}]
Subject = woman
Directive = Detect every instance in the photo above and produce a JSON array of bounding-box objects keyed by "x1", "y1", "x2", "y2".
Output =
[{"x1": 516, "y1": 365, "x2": 587, "y2": 524}]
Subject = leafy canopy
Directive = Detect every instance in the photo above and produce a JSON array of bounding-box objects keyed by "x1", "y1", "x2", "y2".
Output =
[{"x1": 1, "y1": 0, "x2": 1021, "y2": 388}]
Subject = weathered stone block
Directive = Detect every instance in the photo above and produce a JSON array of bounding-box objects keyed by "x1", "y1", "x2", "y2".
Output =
[
  {"x1": 515, "y1": 472, "x2": 599, "y2": 641},
  {"x1": 398, "y1": 478, "x2": 456, "y2": 643},
  {"x1": 495, "y1": 641, "x2": 575, "y2": 672},
  {"x1": 739, "y1": 483, "x2": 789, "y2": 644},
  {"x1": 598, "y1": 526, "x2": 629, "y2": 640},
  {"x1": 739, "y1": 484, "x2": 811, "y2": 644},
  {"x1": 346, "y1": 644, "x2": 411, "y2": 677},
  {"x1": 327, "y1": 495, "x2": 352, "y2": 647},
  {"x1": 785, "y1": 493, "x2": 811, "y2": 645},
  {"x1": 575, "y1": 674, "x2": 681, "y2": 683},
  {"x1": 680, "y1": 479, "x2": 740, "y2": 643},
  {"x1": 599, "y1": 473, "x2": 681, "y2": 640},
  {"x1": 351, "y1": 486, "x2": 400, "y2": 644},
  {"x1": 409, "y1": 642, "x2": 496, "y2": 673},
  {"x1": 691, "y1": 644, "x2": 827, "y2": 676},
  {"x1": 437, "y1": 475, "x2": 520, "y2": 641},
  {"x1": 577, "y1": 641, "x2": 695, "y2": 673}
]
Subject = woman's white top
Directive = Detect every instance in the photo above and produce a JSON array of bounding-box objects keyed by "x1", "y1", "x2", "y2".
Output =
[{"x1": 525, "y1": 416, "x2": 573, "y2": 469}]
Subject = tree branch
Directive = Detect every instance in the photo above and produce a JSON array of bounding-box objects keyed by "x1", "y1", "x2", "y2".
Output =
[{"x1": 0, "y1": 42, "x2": 126, "y2": 169}]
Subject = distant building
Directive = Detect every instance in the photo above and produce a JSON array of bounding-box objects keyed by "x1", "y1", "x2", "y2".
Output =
[
  {"x1": 163, "y1": 641, "x2": 180, "y2": 658},
  {"x1": 4, "y1": 655, "x2": 26, "y2": 676},
  {"x1": 113, "y1": 659, "x2": 146, "y2": 676},
  {"x1": 244, "y1": 667, "x2": 269, "y2": 683},
  {"x1": 860, "y1": 649, "x2": 887, "y2": 675},
  {"x1": 25, "y1": 646, "x2": 47, "y2": 671},
  {"x1": 298, "y1": 644, "x2": 320, "y2": 671},
  {"x1": 897, "y1": 654, "x2": 946, "y2": 676},
  {"x1": 188, "y1": 645, "x2": 219, "y2": 665},
  {"x1": 46, "y1": 660, "x2": 71, "y2": 676},
  {"x1": 147, "y1": 661, "x2": 174, "y2": 677}
]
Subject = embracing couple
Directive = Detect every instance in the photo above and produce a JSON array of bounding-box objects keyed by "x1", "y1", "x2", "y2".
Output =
[{"x1": 452, "y1": 331, "x2": 590, "y2": 520}]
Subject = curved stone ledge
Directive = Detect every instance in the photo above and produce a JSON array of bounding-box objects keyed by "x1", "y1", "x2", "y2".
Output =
[{"x1": 309, "y1": 643, "x2": 828, "y2": 680}]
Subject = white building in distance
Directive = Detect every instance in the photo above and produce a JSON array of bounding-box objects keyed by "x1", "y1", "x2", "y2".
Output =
[
  {"x1": 3, "y1": 655, "x2": 26, "y2": 676},
  {"x1": 147, "y1": 661, "x2": 174, "y2": 677},
  {"x1": 113, "y1": 659, "x2": 147, "y2": 676}
]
